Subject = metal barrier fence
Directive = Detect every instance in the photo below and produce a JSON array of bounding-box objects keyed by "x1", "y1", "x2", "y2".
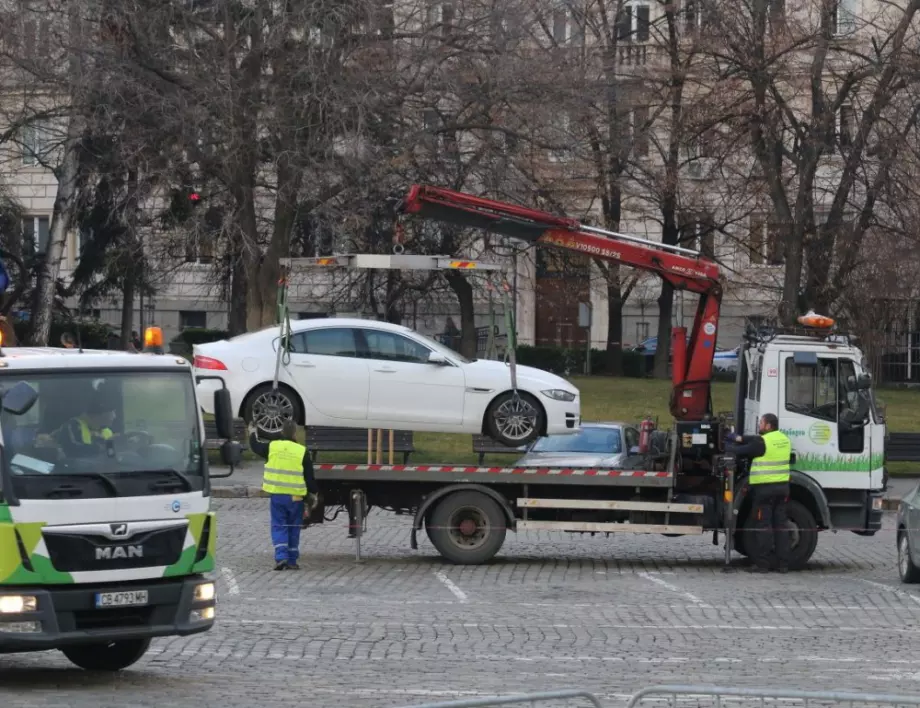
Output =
[
  {"x1": 625, "y1": 685, "x2": 920, "y2": 708},
  {"x1": 395, "y1": 685, "x2": 920, "y2": 708},
  {"x1": 392, "y1": 689, "x2": 603, "y2": 708}
]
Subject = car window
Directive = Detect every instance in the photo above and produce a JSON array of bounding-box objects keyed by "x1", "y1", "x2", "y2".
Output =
[
  {"x1": 531, "y1": 427, "x2": 621, "y2": 453},
  {"x1": 290, "y1": 328, "x2": 358, "y2": 357},
  {"x1": 361, "y1": 330, "x2": 431, "y2": 364},
  {"x1": 624, "y1": 427, "x2": 640, "y2": 451}
]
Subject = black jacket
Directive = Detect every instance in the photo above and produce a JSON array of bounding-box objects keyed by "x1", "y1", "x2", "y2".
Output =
[
  {"x1": 726, "y1": 434, "x2": 766, "y2": 459},
  {"x1": 248, "y1": 432, "x2": 316, "y2": 489}
]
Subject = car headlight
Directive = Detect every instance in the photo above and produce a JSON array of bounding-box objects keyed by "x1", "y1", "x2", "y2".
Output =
[{"x1": 541, "y1": 389, "x2": 577, "y2": 402}]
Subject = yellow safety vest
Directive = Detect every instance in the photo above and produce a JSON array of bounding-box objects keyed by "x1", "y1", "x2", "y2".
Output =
[
  {"x1": 74, "y1": 418, "x2": 113, "y2": 444},
  {"x1": 750, "y1": 430, "x2": 792, "y2": 485},
  {"x1": 262, "y1": 439, "x2": 308, "y2": 497}
]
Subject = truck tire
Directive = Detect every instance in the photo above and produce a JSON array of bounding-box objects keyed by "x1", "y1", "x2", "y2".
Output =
[
  {"x1": 741, "y1": 499, "x2": 818, "y2": 570},
  {"x1": 428, "y1": 491, "x2": 507, "y2": 565},
  {"x1": 61, "y1": 638, "x2": 151, "y2": 671}
]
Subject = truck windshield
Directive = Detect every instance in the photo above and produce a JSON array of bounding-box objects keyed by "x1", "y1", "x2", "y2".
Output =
[{"x1": 0, "y1": 370, "x2": 204, "y2": 500}]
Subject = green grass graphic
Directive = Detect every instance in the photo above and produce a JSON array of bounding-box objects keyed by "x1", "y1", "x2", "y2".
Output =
[{"x1": 794, "y1": 452, "x2": 884, "y2": 472}]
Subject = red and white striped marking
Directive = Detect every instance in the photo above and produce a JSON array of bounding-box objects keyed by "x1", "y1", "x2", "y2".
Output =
[{"x1": 314, "y1": 463, "x2": 670, "y2": 478}]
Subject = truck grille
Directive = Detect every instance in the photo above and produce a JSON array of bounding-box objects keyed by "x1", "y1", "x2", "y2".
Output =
[
  {"x1": 73, "y1": 606, "x2": 155, "y2": 631},
  {"x1": 44, "y1": 527, "x2": 186, "y2": 572}
]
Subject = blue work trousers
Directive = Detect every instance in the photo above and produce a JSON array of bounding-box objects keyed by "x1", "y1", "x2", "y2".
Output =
[{"x1": 270, "y1": 494, "x2": 305, "y2": 563}]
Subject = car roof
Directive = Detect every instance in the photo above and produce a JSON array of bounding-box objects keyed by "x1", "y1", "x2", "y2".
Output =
[
  {"x1": 289, "y1": 318, "x2": 414, "y2": 334},
  {"x1": 0, "y1": 348, "x2": 191, "y2": 371}
]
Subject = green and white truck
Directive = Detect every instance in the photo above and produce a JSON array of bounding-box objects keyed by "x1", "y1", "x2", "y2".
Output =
[{"x1": 0, "y1": 331, "x2": 239, "y2": 670}]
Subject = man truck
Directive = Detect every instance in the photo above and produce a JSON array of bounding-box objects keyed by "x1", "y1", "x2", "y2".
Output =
[
  {"x1": 0, "y1": 327, "x2": 239, "y2": 670},
  {"x1": 299, "y1": 185, "x2": 885, "y2": 569}
]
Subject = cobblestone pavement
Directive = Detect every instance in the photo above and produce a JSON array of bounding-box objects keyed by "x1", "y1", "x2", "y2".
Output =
[{"x1": 2, "y1": 502, "x2": 918, "y2": 708}]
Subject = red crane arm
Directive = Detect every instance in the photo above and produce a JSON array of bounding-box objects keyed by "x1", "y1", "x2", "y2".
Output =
[{"x1": 399, "y1": 184, "x2": 725, "y2": 421}]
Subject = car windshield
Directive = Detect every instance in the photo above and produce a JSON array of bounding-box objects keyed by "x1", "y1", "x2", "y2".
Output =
[
  {"x1": 531, "y1": 427, "x2": 621, "y2": 454},
  {"x1": 0, "y1": 370, "x2": 204, "y2": 500},
  {"x1": 422, "y1": 334, "x2": 473, "y2": 364}
]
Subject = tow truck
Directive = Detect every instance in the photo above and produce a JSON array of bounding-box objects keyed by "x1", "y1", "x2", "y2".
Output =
[
  {"x1": 301, "y1": 185, "x2": 885, "y2": 569},
  {"x1": 0, "y1": 327, "x2": 240, "y2": 670}
]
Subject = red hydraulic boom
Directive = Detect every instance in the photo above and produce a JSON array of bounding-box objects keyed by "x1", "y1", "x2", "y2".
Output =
[{"x1": 399, "y1": 185, "x2": 724, "y2": 421}]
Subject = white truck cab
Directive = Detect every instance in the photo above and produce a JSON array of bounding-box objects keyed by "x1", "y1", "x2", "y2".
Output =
[
  {"x1": 0, "y1": 331, "x2": 239, "y2": 671},
  {"x1": 735, "y1": 325, "x2": 885, "y2": 544}
]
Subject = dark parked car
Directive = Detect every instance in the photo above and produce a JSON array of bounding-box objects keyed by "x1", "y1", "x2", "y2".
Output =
[{"x1": 897, "y1": 482, "x2": 920, "y2": 583}]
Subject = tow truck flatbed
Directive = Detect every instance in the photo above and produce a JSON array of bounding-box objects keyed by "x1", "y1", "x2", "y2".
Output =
[{"x1": 313, "y1": 463, "x2": 675, "y2": 487}]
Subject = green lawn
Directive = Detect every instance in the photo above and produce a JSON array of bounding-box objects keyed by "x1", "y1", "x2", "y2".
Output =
[{"x1": 213, "y1": 377, "x2": 920, "y2": 474}]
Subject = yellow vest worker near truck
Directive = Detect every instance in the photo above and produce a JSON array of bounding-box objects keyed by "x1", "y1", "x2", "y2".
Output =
[
  {"x1": 726, "y1": 413, "x2": 792, "y2": 574},
  {"x1": 248, "y1": 420, "x2": 315, "y2": 571}
]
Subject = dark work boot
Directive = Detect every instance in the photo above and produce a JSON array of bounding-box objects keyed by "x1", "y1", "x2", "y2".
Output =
[{"x1": 274, "y1": 561, "x2": 288, "y2": 571}]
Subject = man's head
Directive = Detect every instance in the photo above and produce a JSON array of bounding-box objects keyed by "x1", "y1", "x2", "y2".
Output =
[
  {"x1": 281, "y1": 419, "x2": 298, "y2": 442},
  {"x1": 60, "y1": 332, "x2": 75, "y2": 348},
  {"x1": 759, "y1": 413, "x2": 779, "y2": 433}
]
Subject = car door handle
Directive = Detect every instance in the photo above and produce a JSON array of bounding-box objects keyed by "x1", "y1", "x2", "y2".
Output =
[
  {"x1": 374, "y1": 368, "x2": 396, "y2": 373},
  {"x1": 294, "y1": 362, "x2": 316, "y2": 368}
]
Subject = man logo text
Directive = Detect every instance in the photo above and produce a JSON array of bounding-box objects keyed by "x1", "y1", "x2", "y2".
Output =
[{"x1": 96, "y1": 545, "x2": 143, "y2": 560}]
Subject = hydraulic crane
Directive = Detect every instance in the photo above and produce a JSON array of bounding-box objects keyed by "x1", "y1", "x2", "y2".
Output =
[{"x1": 398, "y1": 184, "x2": 724, "y2": 422}]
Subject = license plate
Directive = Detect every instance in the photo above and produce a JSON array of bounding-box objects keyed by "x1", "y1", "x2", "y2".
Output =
[{"x1": 94, "y1": 590, "x2": 148, "y2": 609}]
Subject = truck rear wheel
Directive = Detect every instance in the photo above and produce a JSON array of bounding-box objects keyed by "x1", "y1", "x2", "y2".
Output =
[
  {"x1": 741, "y1": 499, "x2": 818, "y2": 570},
  {"x1": 428, "y1": 491, "x2": 507, "y2": 565},
  {"x1": 61, "y1": 638, "x2": 151, "y2": 671}
]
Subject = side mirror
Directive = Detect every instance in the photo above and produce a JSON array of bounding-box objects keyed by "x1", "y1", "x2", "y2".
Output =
[
  {"x1": 213, "y1": 388, "x2": 234, "y2": 440},
  {"x1": 428, "y1": 352, "x2": 449, "y2": 365},
  {"x1": 219, "y1": 440, "x2": 242, "y2": 467},
  {"x1": 857, "y1": 373, "x2": 872, "y2": 390},
  {"x1": 1, "y1": 381, "x2": 38, "y2": 416}
]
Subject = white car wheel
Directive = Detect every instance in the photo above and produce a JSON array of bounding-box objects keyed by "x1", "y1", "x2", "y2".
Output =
[
  {"x1": 485, "y1": 392, "x2": 545, "y2": 447},
  {"x1": 245, "y1": 385, "x2": 299, "y2": 436}
]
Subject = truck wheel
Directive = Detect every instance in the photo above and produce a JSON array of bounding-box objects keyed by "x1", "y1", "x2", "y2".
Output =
[
  {"x1": 742, "y1": 500, "x2": 818, "y2": 570},
  {"x1": 428, "y1": 491, "x2": 507, "y2": 565},
  {"x1": 61, "y1": 638, "x2": 151, "y2": 671},
  {"x1": 898, "y1": 531, "x2": 920, "y2": 584}
]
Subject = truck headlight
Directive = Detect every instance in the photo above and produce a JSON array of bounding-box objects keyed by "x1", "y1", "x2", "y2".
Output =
[
  {"x1": 194, "y1": 582, "x2": 215, "y2": 602},
  {"x1": 0, "y1": 595, "x2": 37, "y2": 614},
  {"x1": 542, "y1": 389, "x2": 577, "y2": 402}
]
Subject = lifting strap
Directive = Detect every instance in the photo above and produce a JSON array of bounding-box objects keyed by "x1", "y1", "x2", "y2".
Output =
[
  {"x1": 487, "y1": 276, "x2": 518, "y2": 394},
  {"x1": 272, "y1": 264, "x2": 292, "y2": 391}
]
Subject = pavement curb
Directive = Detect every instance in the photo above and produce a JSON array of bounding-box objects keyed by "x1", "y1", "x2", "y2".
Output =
[{"x1": 209, "y1": 485, "x2": 905, "y2": 509}]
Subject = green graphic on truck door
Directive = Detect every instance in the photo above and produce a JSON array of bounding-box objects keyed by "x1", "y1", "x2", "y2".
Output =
[{"x1": 0, "y1": 510, "x2": 215, "y2": 585}]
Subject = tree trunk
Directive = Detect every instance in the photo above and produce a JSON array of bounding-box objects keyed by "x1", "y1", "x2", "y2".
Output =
[
  {"x1": 228, "y1": 251, "x2": 247, "y2": 335},
  {"x1": 28, "y1": 113, "x2": 84, "y2": 346},
  {"x1": 653, "y1": 282, "x2": 674, "y2": 379},
  {"x1": 606, "y1": 279, "x2": 624, "y2": 376},
  {"x1": 119, "y1": 275, "x2": 134, "y2": 349},
  {"x1": 445, "y1": 271, "x2": 477, "y2": 359}
]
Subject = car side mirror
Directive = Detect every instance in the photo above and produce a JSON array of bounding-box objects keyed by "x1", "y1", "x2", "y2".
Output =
[
  {"x1": 428, "y1": 352, "x2": 449, "y2": 366},
  {"x1": 1, "y1": 381, "x2": 38, "y2": 416},
  {"x1": 220, "y1": 440, "x2": 242, "y2": 467},
  {"x1": 213, "y1": 389, "x2": 234, "y2": 440}
]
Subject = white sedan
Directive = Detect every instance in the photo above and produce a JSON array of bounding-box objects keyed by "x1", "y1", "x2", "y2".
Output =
[{"x1": 193, "y1": 318, "x2": 581, "y2": 447}]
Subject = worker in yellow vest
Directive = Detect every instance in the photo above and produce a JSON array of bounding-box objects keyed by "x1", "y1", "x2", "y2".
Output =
[
  {"x1": 726, "y1": 413, "x2": 792, "y2": 573},
  {"x1": 50, "y1": 397, "x2": 117, "y2": 458},
  {"x1": 248, "y1": 419, "x2": 314, "y2": 571}
]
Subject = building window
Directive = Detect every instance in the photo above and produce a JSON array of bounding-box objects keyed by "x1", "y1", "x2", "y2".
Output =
[
  {"x1": 179, "y1": 310, "x2": 207, "y2": 330},
  {"x1": 680, "y1": 214, "x2": 716, "y2": 257},
  {"x1": 832, "y1": 0, "x2": 857, "y2": 35},
  {"x1": 636, "y1": 321, "x2": 650, "y2": 343},
  {"x1": 184, "y1": 237, "x2": 214, "y2": 264},
  {"x1": 838, "y1": 103, "x2": 855, "y2": 150},
  {"x1": 617, "y1": 3, "x2": 650, "y2": 42},
  {"x1": 748, "y1": 215, "x2": 784, "y2": 265},
  {"x1": 426, "y1": 2, "x2": 454, "y2": 34},
  {"x1": 21, "y1": 121, "x2": 52, "y2": 166},
  {"x1": 21, "y1": 215, "x2": 50, "y2": 255}
]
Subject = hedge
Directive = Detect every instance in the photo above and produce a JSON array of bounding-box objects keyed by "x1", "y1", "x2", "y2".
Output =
[
  {"x1": 11, "y1": 319, "x2": 113, "y2": 349},
  {"x1": 515, "y1": 345, "x2": 647, "y2": 377},
  {"x1": 170, "y1": 328, "x2": 229, "y2": 346}
]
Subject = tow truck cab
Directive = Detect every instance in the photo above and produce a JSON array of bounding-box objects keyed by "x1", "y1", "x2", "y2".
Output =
[
  {"x1": 735, "y1": 328, "x2": 885, "y2": 539},
  {"x1": 0, "y1": 332, "x2": 239, "y2": 671}
]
